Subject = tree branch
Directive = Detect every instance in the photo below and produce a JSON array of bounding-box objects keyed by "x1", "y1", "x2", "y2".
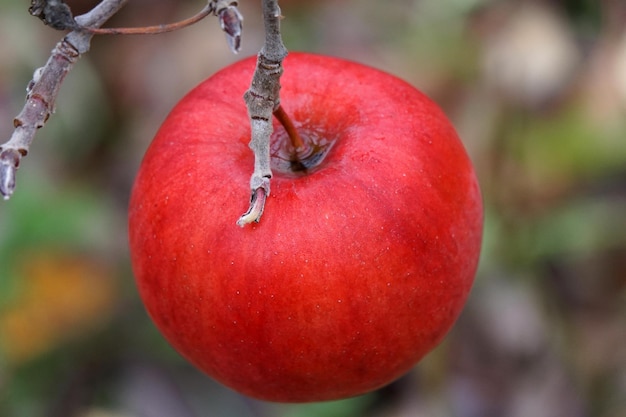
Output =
[
  {"x1": 0, "y1": 0, "x2": 244, "y2": 200},
  {"x1": 237, "y1": 0, "x2": 288, "y2": 226},
  {"x1": 0, "y1": 0, "x2": 129, "y2": 199}
]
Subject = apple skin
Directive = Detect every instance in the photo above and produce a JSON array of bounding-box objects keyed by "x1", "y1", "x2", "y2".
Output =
[{"x1": 128, "y1": 53, "x2": 483, "y2": 402}]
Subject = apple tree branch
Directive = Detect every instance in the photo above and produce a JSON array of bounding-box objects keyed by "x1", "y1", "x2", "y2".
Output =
[
  {"x1": 237, "y1": 0, "x2": 288, "y2": 227},
  {"x1": 0, "y1": 0, "x2": 244, "y2": 200},
  {"x1": 0, "y1": 0, "x2": 129, "y2": 199}
]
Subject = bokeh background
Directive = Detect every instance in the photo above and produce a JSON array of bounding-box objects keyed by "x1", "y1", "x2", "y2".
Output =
[{"x1": 1, "y1": 0, "x2": 625, "y2": 416}]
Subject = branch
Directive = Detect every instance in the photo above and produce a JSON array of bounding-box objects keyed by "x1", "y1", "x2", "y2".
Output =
[
  {"x1": 237, "y1": 0, "x2": 288, "y2": 226},
  {"x1": 0, "y1": 0, "x2": 129, "y2": 199},
  {"x1": 0, "y1": 0, "x2": 244, "y2": 200}
]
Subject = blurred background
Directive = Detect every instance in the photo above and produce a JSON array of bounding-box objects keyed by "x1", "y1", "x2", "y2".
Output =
[{"x1": 1, "y1": 0, "x2": 625, "y2": 416}]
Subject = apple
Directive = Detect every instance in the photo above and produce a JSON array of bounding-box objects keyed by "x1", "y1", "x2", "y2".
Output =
[{"x1": 128, "y1": 52, "x2": 483, "y2": 402}]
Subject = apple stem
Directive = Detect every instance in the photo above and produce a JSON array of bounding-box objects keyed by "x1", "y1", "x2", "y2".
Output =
[
  {"x1": 238, "y1": 0, "x2": 288, "y2": 226},
  {"x1": 273, "y1": 105, "x2": 305, "y2": 150}
]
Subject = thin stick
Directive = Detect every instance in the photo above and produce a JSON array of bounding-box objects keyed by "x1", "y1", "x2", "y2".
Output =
[{"x1": 83, "y1": 5, "x2": 212, "y2": 35}]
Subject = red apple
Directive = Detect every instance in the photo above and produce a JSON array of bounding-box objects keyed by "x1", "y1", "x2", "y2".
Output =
[{"x1": 128, "y1": 53, "x2": 483, "y2": 402}]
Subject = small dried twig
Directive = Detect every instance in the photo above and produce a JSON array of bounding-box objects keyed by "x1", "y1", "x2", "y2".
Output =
[
  {"x1": 82, "y1": 0, "x2": 243, "y2": 53},
  {"x1": 84, "y1": 5, "x2": 214, "y2": 35},
  {"x1": 237, "y1": 0, "x2": 288, "y2": 226},
  {"x1": 28, "y1": 0, "x2": 242, "y2": 51}
]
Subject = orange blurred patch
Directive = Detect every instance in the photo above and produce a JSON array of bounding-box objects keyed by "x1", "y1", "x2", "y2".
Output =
[{"x1": 0, "y1": 253, "x2": 118, "y2": 365}]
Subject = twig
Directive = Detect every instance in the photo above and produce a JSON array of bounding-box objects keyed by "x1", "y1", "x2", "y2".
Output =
[
  {"x1": 83, "y1": 5, "x2": 213, "y2": 35},
  {"x1": 81, "y1": 0, "x2": 243, "y2": 53},
  {"x1": 237, "y1": 0, "x2": 288, "y2": 226},
  {"x1": 0, "y1": 0, "x2": 129, "y2": 199}
]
